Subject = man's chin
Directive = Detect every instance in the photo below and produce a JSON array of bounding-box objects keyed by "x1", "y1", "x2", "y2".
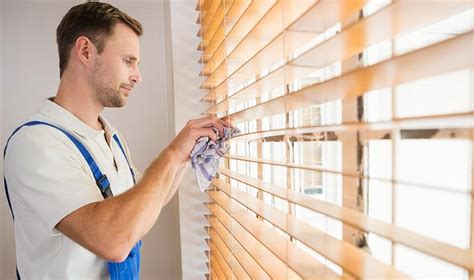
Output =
[{"x1": 103, "y1": 96, "x2": 127, "y2": 108}]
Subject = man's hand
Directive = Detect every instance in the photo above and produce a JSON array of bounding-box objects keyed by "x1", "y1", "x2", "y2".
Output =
[{"x1": 167, "y1": 116, "x2": 233, "y2": 163}]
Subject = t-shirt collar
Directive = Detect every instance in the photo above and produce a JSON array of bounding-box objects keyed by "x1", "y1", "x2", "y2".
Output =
[{"x1": 38, "y1": 98, "x2": 117, "y2": 140}]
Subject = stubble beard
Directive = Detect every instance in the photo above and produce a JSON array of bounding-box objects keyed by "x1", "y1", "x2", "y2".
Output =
[{"x1": 90, "y1": 61, "x2": 126, "y2": 108}]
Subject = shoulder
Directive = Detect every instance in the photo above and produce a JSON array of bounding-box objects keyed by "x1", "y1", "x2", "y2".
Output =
[
  {"x1": 6, "y1": 122, "x2": 76, "y2": 152},
  {"x1": 5, "y1": 122, "x2": 85, "y2": 171}
]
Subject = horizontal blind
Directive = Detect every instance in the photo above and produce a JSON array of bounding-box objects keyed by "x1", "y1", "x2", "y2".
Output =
[{"x1": 197, "y1": 0, "x2": 474, "y2": 279}]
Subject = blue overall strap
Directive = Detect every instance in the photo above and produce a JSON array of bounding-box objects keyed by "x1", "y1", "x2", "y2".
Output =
[
  {"x1": 4, "y1": 121, "x2": 113, "y2": 201},
  {"x1": 112, "y1": 134, "x2": 136, "y2": 184},
  {"x1": 109, "y1": 134, "x2": 142, "y2": 280}
]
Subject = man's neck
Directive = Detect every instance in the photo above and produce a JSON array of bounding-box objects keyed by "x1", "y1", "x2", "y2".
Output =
[{"x1": 54, "y1": 75, "x2": 104, "y2": 131}]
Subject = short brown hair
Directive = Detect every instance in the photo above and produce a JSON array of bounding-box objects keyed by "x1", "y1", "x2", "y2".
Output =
[{"x1": 56, "y1": 1, "x2": 143, "y2": 78}]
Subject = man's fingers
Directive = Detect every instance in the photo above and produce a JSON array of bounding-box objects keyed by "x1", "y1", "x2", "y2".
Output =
[
  {"x1": 190, "y1": 116, "x2": 232, "y2": 128},
  {"x1": 191, "y1": 117, "x2": 225, "y2": 137},
  {"x1": 187, "y1": 116, "x2": 234, "y2": 140},
  {"x1": 194, "y1": 127, "x2": 218, "y2": 142},
  {"x1": 220, "y1": 116, "x2": 234, "y2": 128},
  {"x1": 217, "y1": 117, "x2": 233, "y2": 128}
]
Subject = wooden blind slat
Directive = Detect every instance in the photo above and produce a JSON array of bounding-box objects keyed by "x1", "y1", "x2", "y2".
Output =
[
  {"x1": 210, "y1": 266, "x2": 218, "y2": 280},
  {"x1": 293, "y1": 0, "x2": 473, "y2": 69},
  {"x1": 229, "y1": 112, "x2": 474, "y2": 141},
  {"x1": 209, "y1": 228, "x2": 251, "y2": 279},
  {"x1": 208, "y1": 190, "x2": 352, "y2": 279},
  {"x1": 203, "y1": 0, "x2": 471, "y2": 109},
  {"x1": 219, "y1": 168, "x2": 474, "y2": 271},
  {"x1": 202, "y1": 0, "x2": 222, "y2": 28},
  {"x1": 202, "y1": 0, "x2": 317, "y2": 88},
  {"x1": 212, "y1": 178, "x2": 410, "y2": 278},
  {"x1": 199, "y1": 1, "x2": 226, "y2": 45},
  {"x1": 288, "y1": 0, "x2": 367, "y2": 33},
  {"x1": 200, "y1": 21, "x2": 226, "y2": 61},
  {"x1": 211, "y1": 258, "x2": 226, "y2": 279},
  {"x1": 229, "y1": 31, "x2": 473, "y2": 124},
  {"x1": 204, "y1": 3, "x2": 473, "y2": 114},
  {"x1": 203, "y1": 0, "x2": 367, "y2": 102},
  {"x1": 202, "y1": 31, "x2": 317, "y2": 98},
  {"x1": 208, "y1": 214, "x2": 271, "y2": 279},
  {"x1": 200, "y1": 0, "x2": 252, "y2": 63},
  {"x1": 207, "y1": 204, "x2": 301, "y2": 279},
  {"x1": 196, "y1": 0, "x2": 212, "y2": 12},
  {"x1": 205, "y1": 64, "x2": 315, "y2": 114},
  {"x1": 225, "y1": 154, "x2": 471, "y2": 195},
  {"x1": 201, "y1": 0, "x2": 277, "y2": 78},
  {"x1": 210, "y1": 240, "x2": 235, "y2": 279},
  {"x1": 202, "y1": 0, "x2": 277, "y2": 80}
]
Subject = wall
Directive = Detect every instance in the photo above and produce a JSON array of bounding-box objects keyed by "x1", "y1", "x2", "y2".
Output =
[
  {"x1": 0, "y1": 0, "x2": 11, "y2": 277},
  {"x1": 169, "y1": 0, "x2": 211, "y2": 279},
  {"x1": 0, "y1": 1, "x2": 181, "y2": 279}
]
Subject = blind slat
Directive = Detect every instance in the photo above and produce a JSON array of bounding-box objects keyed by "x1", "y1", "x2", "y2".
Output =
[
  {"x1": 202, "y1": 0, "x2": 277, "y2": 79},
  {"x1": 209, "y1": 228, "x2": 251, "y2": 279},
  {"x1": 201, "y1": 0, "x2": 317, "y2": 88},
  {"x1": 219, "y1": 168, "x2": 474, "y2": 271},
  {"x1": 208, "y1": 190, "x2": 352, "y2": 279},
  {"x1": 199, "y1": 0, "x2": 252, "y2": 62},
  {"x1": 229, "y1": 31, "x2": 473, "y2": 123},
  {"x1": 225, "y1": 154, "x2": 471, "y2": 195},
  {"x1": 202, "y1": 31, "x2": 317, "y2": 98},
  {"x1": 210, "y1": 240, "x2": 235, "y2": 279},
  {"x1": 207, "y1": 204, "x2": 301, "y2": 279},
  {"x1": 212, "y1": 178, "x2": 410, "y2": 278},
  {"x1": 196, "y1": 0, "x2": 212, "y2": 11},
  {"x1": 293, "y1": 0, "x2": 472, "y2": 69},
  {"x1": 210, "y1": 258, "x2": 226, "y2": 279},
  {"x1": 210, "y1": 267, "x2": 218, "y2": 280},
  {"x1": 205, "y1": 64, "x2": 315, "y2": 114},
  {"x1": 203, "y1": 1, "x2": 472, "y2": 112},
  {"x1": 199, "y1": 1, "x2": 226, "y2": 45},
  {"x1": 229, "y1": 112, "x2": 474, "y2": 141},
  {"x1": 203, "y1": 0, "x2": 367, "y2": 101},
  {"x1": 201, "y1": 0, "x2": 222, "y2": 29},
  {"x1": 208, "y1": 215, "x2": 272, "y2": 279}
]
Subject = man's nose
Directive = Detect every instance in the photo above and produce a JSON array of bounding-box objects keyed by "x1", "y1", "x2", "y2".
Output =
[{"x1": 131, "y1": 67, "x2": 142, "y2": 84}]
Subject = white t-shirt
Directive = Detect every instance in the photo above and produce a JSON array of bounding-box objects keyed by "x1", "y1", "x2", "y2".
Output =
[{"x1": 4, "y1": 99, "x2": 139, "y2": 279}]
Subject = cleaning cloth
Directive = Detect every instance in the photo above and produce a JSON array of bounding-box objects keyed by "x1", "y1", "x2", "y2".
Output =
[{"x1": 190, "y1": 126, "x2": 240, "y2": 191}]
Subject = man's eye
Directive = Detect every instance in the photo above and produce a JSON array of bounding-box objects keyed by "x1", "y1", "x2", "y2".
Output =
[{"x1": 125, "y1": 59, "x2": 132, "y2": 65}]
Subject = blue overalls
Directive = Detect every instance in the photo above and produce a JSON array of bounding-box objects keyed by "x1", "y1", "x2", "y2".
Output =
[{"x1": 3, "y1": 121, "x2": 141, "y2": 280}]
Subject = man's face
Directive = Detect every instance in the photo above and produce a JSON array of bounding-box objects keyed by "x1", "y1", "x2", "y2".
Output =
[{"x1": 89, "y1": 23, "x2": 142, "y2": 108}]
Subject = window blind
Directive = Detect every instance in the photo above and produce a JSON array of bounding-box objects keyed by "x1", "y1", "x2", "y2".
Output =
[{"x1": 197, "y1": 0, "x2": 474, "y2": 279}]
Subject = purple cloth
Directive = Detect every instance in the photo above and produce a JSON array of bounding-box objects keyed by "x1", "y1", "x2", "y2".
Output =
[{"x1": 190, "y1": 126, "x2": 240, "y2": 191}]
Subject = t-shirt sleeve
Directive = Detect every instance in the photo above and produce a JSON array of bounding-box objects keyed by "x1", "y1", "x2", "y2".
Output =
[{"x1": 4, "y1": 126, "x2": 104, "y2": 233}]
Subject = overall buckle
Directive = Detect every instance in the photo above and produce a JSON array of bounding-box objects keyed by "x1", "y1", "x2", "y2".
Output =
[{"x1": 97, "y1": 175, "x2": 113, "y2": 198}]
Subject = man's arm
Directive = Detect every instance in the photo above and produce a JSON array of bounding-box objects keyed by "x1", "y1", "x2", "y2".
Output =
[
  {"x1": 56, "y1": 116, "x2": 231, "y2": 262},
  {"x1": 162, "y1": 161, "x2": 187, "y2": 207}
]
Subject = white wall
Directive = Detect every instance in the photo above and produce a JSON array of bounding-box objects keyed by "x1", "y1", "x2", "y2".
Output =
[
  {"x1": 0, "y1": 0, "x2": 11, "y2": 277},
  {"x1": 169, "y1": 0, "x2": 211, "y2": 279},
  {"x1": 0, "y1": 1, "x2": 181, "y2": 279}
]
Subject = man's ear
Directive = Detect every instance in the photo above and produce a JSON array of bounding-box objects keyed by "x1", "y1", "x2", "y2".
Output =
[{"x1": 75, "y1": 36, "x2": 97, "y2": 68}]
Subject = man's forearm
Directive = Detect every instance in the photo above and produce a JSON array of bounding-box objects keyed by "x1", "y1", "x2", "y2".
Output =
[
  {"x1": 163, "y1": 162, "x2": 187, "y2": 207},
  {"x1": 57, "y1": 147, "x2": 183, "y2": 261}
]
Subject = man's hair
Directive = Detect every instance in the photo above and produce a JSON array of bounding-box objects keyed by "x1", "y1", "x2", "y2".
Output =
[{"x1": 56, "y1": 1, "x2": 143, "y2": 78}]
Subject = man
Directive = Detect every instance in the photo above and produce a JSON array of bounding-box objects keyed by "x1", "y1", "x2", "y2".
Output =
[{"x1": 3, "y1": 2, "x2": 230, "y2": 279}]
